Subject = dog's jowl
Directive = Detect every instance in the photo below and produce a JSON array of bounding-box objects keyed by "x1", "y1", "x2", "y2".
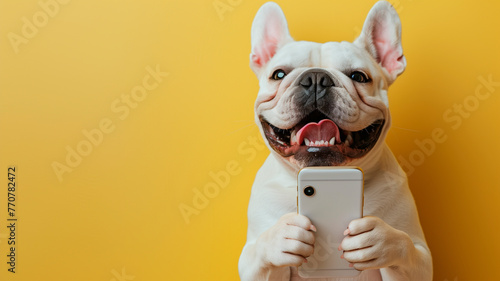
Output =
[{"x1": 239, "y1": 1, "x2": 432, "y2": 280}]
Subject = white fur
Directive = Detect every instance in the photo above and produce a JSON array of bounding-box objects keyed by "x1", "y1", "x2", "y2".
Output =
[{"x1": 239, "y1": 2, "x2": 432, "y2": 280}]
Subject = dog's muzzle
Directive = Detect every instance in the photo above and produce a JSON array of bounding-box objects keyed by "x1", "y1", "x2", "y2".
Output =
[{"x1": 259, "y1": 69, "x2": 385, "y2": 166}]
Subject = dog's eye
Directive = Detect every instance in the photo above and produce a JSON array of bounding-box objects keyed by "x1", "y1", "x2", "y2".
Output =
[
  {"x1": 350, "y1": 71, "x2": 370, "y2": 83},
  {"x1": 271, "y1": 69, "x2": 286, "y2": 80}
]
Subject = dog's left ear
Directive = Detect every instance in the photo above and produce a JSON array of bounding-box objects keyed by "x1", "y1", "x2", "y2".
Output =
[
  {"x1": 250, "y1": 2, "x2": 294, "y2": 77},
  {"x1": 354, "y1": 1, "x2": 406, "y2": 85}
]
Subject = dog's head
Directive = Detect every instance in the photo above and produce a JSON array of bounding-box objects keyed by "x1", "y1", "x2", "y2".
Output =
[{"x1": 250, "y1": 1, "x2": 405, "y2": 169}]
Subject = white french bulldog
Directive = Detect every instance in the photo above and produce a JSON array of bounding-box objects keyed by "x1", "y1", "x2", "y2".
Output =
[{"x1": 238, "y1": 1, "x2": 432, "y2": 281}]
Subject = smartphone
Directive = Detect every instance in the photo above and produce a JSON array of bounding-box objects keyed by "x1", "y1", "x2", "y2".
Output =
[{"x1": 297, "y1": 167, "x2": 364, "y2": 278}]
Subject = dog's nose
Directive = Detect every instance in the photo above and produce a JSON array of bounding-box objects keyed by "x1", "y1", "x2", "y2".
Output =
[{"x1": 298, "y1": 72, "x2": 335, "y2": 101}]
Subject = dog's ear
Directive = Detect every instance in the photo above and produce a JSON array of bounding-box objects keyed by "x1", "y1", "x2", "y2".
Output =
[
  {"x1": 354, "y1": 1, "x2": 406, "y2": 85},
  {"x1": 250, "y1": 2, "x2": 293, "y2": 77}
]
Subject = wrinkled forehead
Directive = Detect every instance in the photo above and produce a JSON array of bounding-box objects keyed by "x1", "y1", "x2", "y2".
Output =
[{"x1": 268, "y1": 41, "x2": 376, "y2": 72}]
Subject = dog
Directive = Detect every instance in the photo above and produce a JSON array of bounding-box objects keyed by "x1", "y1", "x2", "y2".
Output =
[{"x1": 238, "y1": 1, "x2": 433, "y2": 280}]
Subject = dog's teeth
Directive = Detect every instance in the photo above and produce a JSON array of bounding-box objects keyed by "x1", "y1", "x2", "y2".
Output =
[
  {"x1": 329, "y1": 137, "x2": 335, "y2": 145},
  {"x1": 291, "y1": 130, "x2": 297, "y2": 144},
  {"x1": 346, "y1": 134, "x2": 353, "y2": 144},
  {"x1": 345, "y1": 140, "x2": 350, "y2": 147},
  {"x1": 315, "y1": 141, "x2": 321, "y2": 146},
  {"x1": 304, "y1": 138, "x2": 310, "y2": 146}
]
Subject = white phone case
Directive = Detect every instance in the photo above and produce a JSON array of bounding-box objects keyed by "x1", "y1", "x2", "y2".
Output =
[{"x1": 297, "y1": 167, "x2": 364, "y2": 278}]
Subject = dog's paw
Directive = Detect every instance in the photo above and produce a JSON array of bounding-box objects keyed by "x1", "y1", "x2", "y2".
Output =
[
  {"x1": 339, "y1": 216, "x2": 414, "y2": 271},
  {"x1": 257, "y1": 213, "x2": 316, "y2": 268}
]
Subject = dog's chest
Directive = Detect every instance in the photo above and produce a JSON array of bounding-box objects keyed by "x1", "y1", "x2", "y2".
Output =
[{"x1": 251, "y1": 178, "x2": 297, "y2": 223}]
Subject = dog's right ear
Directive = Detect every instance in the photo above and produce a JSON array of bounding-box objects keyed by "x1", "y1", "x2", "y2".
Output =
[
  {"x1": 250, "y1": 2, "x2": 293, "y2": 77},
  {"x1": 354, "y1": 1, "x2": 406, "y2": 85}
]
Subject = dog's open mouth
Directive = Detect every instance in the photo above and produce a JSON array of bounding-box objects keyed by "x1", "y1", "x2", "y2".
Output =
[{"x1": 260, "y1": 110, "x2": 384, "y2": 164}]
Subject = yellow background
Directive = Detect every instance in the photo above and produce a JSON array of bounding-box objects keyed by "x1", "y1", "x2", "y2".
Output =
[{"x1": 0, "y1": 0, "x2": 499, "y2": 280}]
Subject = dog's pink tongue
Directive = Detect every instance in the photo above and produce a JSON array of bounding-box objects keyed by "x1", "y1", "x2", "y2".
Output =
[{"x1": 296, "y1": 119, "x2": 340, "y2": 145}]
